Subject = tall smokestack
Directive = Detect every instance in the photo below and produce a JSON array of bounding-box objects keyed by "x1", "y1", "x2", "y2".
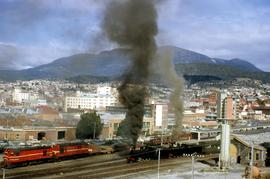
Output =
[
  {"x1": 102, "y1": 0, "x2": 157, "y2": 144},
  {"x1": 220, "y1": 122, "x2": 230, "y2": 170}
]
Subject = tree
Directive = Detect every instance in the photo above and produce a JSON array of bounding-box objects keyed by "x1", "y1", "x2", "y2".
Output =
[{"x1": 76, "y1": 112, "x2": 103, "y2": 139}]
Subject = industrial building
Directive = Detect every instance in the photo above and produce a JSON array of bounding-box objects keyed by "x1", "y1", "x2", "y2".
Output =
[
  {"x1": 0, "y1": 126, "x2": 76, "y2": 141},
  {"x1": 99, "y1": 113, "x2": 154, "y2": 139},
  {"x1": 231, "y1": 135, "x2": 266, "y2": 167}
]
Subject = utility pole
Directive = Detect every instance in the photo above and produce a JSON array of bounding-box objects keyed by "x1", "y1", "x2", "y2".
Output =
[
  {"x1": 192, "y1": 155, "x2": 195, "y2": 179},
  {"x1": 2, "y1": 168, "x2": 5, "y2": 179},
  {"x1": 158, "y1": 125, "x2": 164, "y2": 179},
  {"x1": 158, "y1": 148, "x2": 160, "y2": 179},
  {"x1": 250, "y1": 142, "x2": 254, "y2": 179},
  {"x1": 218, "y1": 153, "x2": 221, "y2": 171}
]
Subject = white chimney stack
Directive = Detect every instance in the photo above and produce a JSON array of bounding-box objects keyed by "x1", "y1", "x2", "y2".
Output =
[{"x1": 220, "y1": 123, "x2": 230, "y2": 170}]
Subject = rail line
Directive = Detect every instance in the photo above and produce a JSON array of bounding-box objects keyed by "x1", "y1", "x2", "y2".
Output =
[
  {"x1": 3, "y1": 153, "x2": 125, "y2": 179},
  {"x1": 2, "y1": 154, "x2": 218, "y2": 179}
]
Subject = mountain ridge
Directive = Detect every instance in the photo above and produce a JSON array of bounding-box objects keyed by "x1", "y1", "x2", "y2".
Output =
[{"x1": 0, "y1": 46, "x2": 266, "y2": 82}]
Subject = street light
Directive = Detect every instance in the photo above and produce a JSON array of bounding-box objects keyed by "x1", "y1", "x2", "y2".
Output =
[
  {"x1": 192, "y1": 154, "x2": 195, "y2": 179},
  {"x1": 190, "y1": 152, "x2": 198, "y2": 179},
  {"x1": 158, "y1": 125, "x2": 164, "y2": 179},
  {"x1": 2, "y1": 168, "x2": 5, "y2": 179},
  {"x1": 158, "y1": 148, "x2": 161, "y2": 179},
  {"x1": 249, "y1": 142, "x2": 254, "y2": 179}
]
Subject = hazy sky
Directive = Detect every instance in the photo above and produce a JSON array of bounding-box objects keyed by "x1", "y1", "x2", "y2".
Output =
[{"x1": 0, "y1": 0, "x2": 270, "y2": 71}]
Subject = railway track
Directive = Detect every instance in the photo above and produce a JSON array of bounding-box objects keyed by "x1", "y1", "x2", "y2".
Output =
[
  {"x1": 2, "y1": 154, "x2": 218, "y2": 179},
  {"x1": 76, "y1": 155, "x2": 219, "y2": 179},
  {"x1": 3, "y1": 153, "x2": 125, "y2": 179},
  {"x1": 71, "y1": 158, "x2": 194, "y2": 179}
]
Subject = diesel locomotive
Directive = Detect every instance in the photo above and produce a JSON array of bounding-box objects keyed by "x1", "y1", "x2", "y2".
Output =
[{"x1": 3, "y1": 141, "x2": 95, "y2": 168}]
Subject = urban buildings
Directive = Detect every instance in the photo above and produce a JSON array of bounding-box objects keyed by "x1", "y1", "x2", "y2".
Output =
[
  {"x1": 12, "y1": 88, "x2": 30, "y2": 103},
  {"x1": 0, "y1": 126, "x2": 76, "y2": 141},
  {"x1": 99, "y1": 113, "x2": 154, "y2": 139},
  {"x1": 64, "y1": 86, "x2": 118, "y2": 112},
  {"x1": 217, "y1": 91, "x2": 239, "y2": 120}
]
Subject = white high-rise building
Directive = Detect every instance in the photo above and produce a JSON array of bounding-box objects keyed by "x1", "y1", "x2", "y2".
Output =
[
  {"x1": 153, "y1": 103, "x2": 168, "y2": 128},
  {"x1": 155, "y1": 105, "x2": 163, "y2": 127},
  {"x1": 65, "y1": 86, "x2": 118, "y2": 112},
  {"x1": 12, "y1": 88, "x2": 30, "y2": 103},
  {"x1": 97, "y1": 86, "x2": 115, "y2": 95}
]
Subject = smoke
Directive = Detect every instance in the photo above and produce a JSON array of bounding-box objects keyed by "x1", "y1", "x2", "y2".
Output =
[
  {"x1": 157, "y1": 49, "x2": 185, "y2": 137},
  {"x1": 102, "y1": 0, "x2": 157, "y2": 144}
]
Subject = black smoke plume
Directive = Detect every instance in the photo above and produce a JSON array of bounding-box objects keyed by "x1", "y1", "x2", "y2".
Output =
[
  {"x1": 156, "y1": 50, "x2": 184, "y2": 138},
  {"x1": 103, "y1": 0, "x2": 157, "y2": 144}
]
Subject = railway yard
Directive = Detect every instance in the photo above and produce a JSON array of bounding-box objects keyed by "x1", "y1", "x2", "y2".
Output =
[
  {"x1": 0, "y1": 136, "x2": 269, "y2": 178},
  {"x1": 2, "y1": 153, "x2": 270, "y2": 179},
  {"x1": 0, "y1": 153, "x2": 220, "y2": 179}
]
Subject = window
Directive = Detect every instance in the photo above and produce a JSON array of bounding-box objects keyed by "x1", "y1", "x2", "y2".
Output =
[
  {"x1": 58, "y1": 131, "x2": 65, "y2": 140},
  {"x1": 38, "y1": 132, "x2": 46, "y2": 140}
]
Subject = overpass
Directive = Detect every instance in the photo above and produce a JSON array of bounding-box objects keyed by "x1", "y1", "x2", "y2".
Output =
[{"x1": 183, "y1": 124, "x2": 270, "y2": 141}]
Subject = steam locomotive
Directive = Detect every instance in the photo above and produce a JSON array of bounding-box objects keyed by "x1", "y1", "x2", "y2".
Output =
[
  {"x1": 127, "y1": 143, "x2": 216, "y2": 163},
  {"x1": 3, "y1": 141, "x2": 96, "y2": 168}
]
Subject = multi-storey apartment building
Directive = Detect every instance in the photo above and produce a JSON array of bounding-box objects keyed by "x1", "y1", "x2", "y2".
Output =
[
  {"x1": 64, "y1": 86, "x2": 118, "y2": 112},
  {"x1": 217, "y1": 91, "x2": 239, "y2": 120},
  {"x1": 12, "y1": 88, "x2": 30, "y2": 103}
]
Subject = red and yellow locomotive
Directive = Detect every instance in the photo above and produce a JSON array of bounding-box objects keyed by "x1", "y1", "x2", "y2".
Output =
[{"x1": 3, "y1": 141, "x2": 91, "y2": 168}]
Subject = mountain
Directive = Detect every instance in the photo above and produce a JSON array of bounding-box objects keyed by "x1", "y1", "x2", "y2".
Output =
[
  {"x1": 159, "y1": 46, "x2": 212, "y2": 64},
  {"x1": 212, "y1": 58, "x2": 262, "y2": 72},
  {"x1": 159, "y1": 46, "x2": 262, "y2": 72},
  {"x1": 0, "y1": 46, "x2": 267, "y2": 82},
  {"x1": 174, "y1": 63, "x2": 269, "y2": 81}
]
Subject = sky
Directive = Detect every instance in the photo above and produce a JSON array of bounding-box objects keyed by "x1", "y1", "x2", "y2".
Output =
[{"x1": 0, "y1": 0, "x2": 270, "y2": 71}]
